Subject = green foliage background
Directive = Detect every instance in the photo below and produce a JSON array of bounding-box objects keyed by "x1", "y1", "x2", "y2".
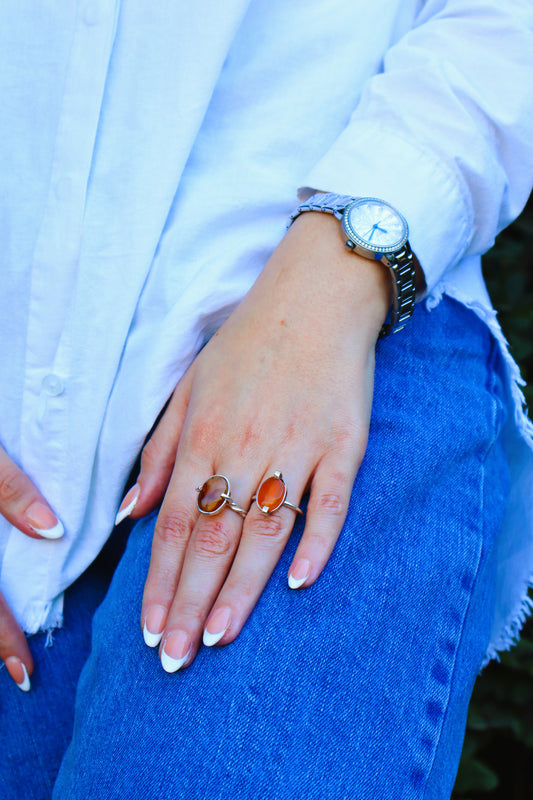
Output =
[{"x1": 452, "y1": 197, "x2": 533, "y2": 800}]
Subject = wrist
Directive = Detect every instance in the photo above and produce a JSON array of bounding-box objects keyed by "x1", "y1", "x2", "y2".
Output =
[{"x1": 285, "y1": 211, "x2": 392, "y2": 340}]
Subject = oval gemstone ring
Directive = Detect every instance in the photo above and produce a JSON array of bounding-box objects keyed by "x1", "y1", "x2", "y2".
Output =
[
  {"x1": 196, "y1": 474, "x2": 248, "y2": 518},
  {"x1": 253, "y1": 471, "x2": 303, "y2": 516}
]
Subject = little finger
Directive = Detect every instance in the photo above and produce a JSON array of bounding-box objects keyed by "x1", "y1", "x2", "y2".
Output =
[{"x1": 287, "y1": 454, "x2": 359, "y2": 590}]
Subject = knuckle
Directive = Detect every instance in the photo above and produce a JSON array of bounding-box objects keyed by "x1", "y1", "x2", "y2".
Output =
[
  {"x1": 140, "y1": 438, "x2": 160, "y2": 472},
  {"x1": 172, "y1": 600, "x2": 204, "y2": 622},
  {"x1": 310, "y1": 491, "x2": 345, "y2": 517},
  {"x1": 193, "y1": 520, "x2": 235, "y2": 558},
  {"x1": 246, "y1": 512, "x2": 286, "y2": 541},
  {"x1": 155, "y1": 508, "x2": 194, "y2": 549},
  {"x1": 0, "y1": 467, "x2": 23, "y2": 506},
  {"x1": 185, "y1": 418, "x2": 220, "y2": 456}
]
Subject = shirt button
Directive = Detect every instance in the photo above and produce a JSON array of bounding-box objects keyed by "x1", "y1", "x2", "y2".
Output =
[{"x1": 42, "y1": 374, "x2": 65, "y2": 397}]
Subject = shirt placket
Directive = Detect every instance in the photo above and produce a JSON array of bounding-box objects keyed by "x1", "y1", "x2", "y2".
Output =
[{"x1": 1, "y1": 0, "x2": 120, "y2": 633}]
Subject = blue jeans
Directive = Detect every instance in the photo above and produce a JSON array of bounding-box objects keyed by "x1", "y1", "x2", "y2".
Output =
[{"x1": 0, "y1": 298, "x2": 510, "y2": 799}]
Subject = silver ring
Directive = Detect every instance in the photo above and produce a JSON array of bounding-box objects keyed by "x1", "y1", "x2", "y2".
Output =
[
  {"x1": 252, "y1": 471, "x2": 303, "y2": 516},
  {"x1": 196, "y1": 474, "x2": 248, "y2": 518}
]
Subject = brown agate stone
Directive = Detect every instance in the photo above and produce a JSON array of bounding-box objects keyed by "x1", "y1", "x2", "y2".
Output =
[
  {"x1": 256, "y1": 474, "x2": 286, "y2": 514},
  {"x1": 197, "y1": 475, "x2": 229, "y2": 514}
]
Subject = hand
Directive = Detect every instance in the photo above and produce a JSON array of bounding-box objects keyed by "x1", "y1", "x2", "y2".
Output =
[
  {"x1": 0, "y1": 444, "x2": 65, "y2": 690},
  {"x1": 121, "y1": 212, "x2": 390, "y2": 670}
]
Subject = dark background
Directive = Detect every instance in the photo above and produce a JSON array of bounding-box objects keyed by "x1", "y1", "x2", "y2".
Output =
[{"x1": 452, "y1": 196, "x2": 533, "y2": 800}]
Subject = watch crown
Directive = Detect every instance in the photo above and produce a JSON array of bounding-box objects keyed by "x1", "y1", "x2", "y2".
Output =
[{"x1": 345, "y1": 239, "x2": 355, "y2": 250}]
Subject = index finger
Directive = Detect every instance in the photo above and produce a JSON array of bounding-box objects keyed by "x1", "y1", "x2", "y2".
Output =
[{"x1": 0, "y1": 445, "x2": 63, "y2": 540}]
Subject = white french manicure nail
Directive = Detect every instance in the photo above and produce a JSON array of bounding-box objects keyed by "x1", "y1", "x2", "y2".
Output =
[
  {"x1": 161, "y1": 648, "x2": 190, "y2": 672},
  {"x1": 25, "y1": 501, "x2": 64, "y2": 539},
  {"x1": 17, "y1": 663, "x2": 31, "y2": 692},
  {"x1": 203, "y1": 606, "x2": 231, "y2": 647},
  {"x1": 5, "y1": 658, "x2": 31, "y2": 692},
  {"x1": 29, "y1": 520, "x2": 64, "y2": 540},
  {"x1": 203, "y1": 628, "x2": 226, "y2": 647},
  {"x1": 143, "y1": 622, "x2": 163, "y2": 648},
  {"x1": 288, "y1": 558, "x2": 311, "y2": 589},
  {"x1": 161, "y1": 631, "x2": 191, "y2": 673},
  {"x1": 115, "y1": 484, "x2": 140, "y2": 526}
]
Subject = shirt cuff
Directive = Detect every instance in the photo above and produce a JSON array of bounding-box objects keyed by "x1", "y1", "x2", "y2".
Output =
[{"x1": 298, "y1": 121, "x2": 473, "y2": 296}]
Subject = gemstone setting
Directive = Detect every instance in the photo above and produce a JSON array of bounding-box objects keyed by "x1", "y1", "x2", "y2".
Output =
[
  {"x1": 256, "y1": 472, "x2": 287, "y2": 514},
  {"x1": 197, "y1": 474, "x2": 230, "y2": 515}
]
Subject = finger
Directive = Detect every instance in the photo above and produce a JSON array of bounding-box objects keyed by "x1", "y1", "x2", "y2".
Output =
[
  {"x1": 0, "y1": 445, "x2": 63, "y2": 540},
  {"x1": 201, "y1": 465, "x2": 308, "y2": 647},
  {"x1": 0, "y1": 591, "x2": 33, "y2": 691},
  {"x1": 140, "y1": 461, "x2": 208, "y2": 653},
  {"x1": 114, "y1": 369, "x2": 193, "y2": 525},
  {"x1": 158, "y1": 487, "x2": 248, "y2": 671},
  {"x1": 287, "y1": 451, "x2": 362, "y2": 590}
]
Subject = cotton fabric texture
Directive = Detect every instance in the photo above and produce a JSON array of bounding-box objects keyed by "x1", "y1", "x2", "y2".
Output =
[
  {"x1": 0, "y1": 299, "x2": 511, "y2": 799},
  {"x1": 0, "y1": 0, "x2": 532, "y2": 660}
]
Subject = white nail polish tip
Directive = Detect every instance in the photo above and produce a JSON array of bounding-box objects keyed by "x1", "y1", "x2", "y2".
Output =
[
  {"x1": 17, "y1": 664, "x2": 31, "y2": 692},
  {"x1": 29, "y1": 520, "x2": 64, "y2": 540},
  {"x1": 161, "y1": 647, "x2": 190, "y2": 673},
  {"x1": 143, "y1": 622, "x2": 163, "y2": 648},
  {"x1": 115, "y1": 494, "x2": 139, "y2": 526},
  {"x1": 203, "y1": 627, "x2": 226, "y2": 647},
  {"x1": 288, "y1": 573, "x2": 307, "y2": 590}
]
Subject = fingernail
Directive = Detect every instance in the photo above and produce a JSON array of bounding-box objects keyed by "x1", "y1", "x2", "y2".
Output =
[
  {"x1": 115, "y1": 484, "x2": 140, "y2": 526},
  {"x1": 5, "y1": 657, "x2": 31, "y2": 692},
  {"x1": 24, "y1": 501, "x2": 64, "y2": 539},
  {"x1": 143, "y1": 605, "x2": 167, "y2": 648},
  {"x1": 161, "y1": 630, "x2": 191, "y2": 672},
  {"x1": 203, "y1": 606, "x2": 231, "y2": 647},
  {"x1": 288, "y1": 558, "x2": 311, "y2": 589}
]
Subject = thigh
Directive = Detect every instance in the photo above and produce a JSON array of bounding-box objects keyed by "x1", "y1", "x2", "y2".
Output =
[
  {"x1": 53, "y1": 298, "x2": 510, "y2": 800},
  {"x1": 0, "y1": 563, "x2": 111, "y2": 800}
]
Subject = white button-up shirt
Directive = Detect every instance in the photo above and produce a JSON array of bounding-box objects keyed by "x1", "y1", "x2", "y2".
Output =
[{"x1": 1, "y1": 0, "x2": 532, "y2": 661}]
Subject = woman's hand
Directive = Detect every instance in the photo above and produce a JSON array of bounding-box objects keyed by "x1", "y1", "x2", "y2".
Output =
[
  {"x1": 122, "y1": 212, "x2": 391, "y2": 670},
  {"x1": 0, "y1": 445, "x2": 65, "y2": 690}
]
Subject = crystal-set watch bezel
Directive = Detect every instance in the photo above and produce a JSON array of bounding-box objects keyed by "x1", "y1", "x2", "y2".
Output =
[{"x1": 342, "y1": 197, "x2": 409, "y2": 256}]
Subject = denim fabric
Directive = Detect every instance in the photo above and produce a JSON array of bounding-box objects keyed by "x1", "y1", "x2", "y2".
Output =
[{"x1": 0, "y1": 297, "x2": 510, "y2": 800}]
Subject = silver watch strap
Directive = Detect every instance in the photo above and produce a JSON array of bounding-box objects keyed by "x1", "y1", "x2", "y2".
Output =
[
  {"x1": 289, "y1": 192, "x2": 416, "y2": 337},
  {"x1": 288, "y1": 192, "x2": 350, "y2": 224}
]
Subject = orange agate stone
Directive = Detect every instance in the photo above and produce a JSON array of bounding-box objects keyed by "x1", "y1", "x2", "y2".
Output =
[{"x1": 256, "y1": 474, "x2": 286, "y2": 514}]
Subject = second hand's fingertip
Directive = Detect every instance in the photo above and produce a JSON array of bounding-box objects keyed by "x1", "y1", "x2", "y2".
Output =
[
  {"x1": 5, "y1": 657, "x2": 31, "y2": 692},
  {"x1": 24, "y1": 501, "x2": 65, "y2": 539},
  {"x1": 29, "y1": 520, "x2": 65, "y2": 540},
  {"x1": 115, "y1": 483, "x2": 140, "y2": 526}
]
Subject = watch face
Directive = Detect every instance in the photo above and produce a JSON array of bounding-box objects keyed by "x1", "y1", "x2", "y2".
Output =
[{"x1": 343, "y1": 198, "x2": 408, "y2": 254}]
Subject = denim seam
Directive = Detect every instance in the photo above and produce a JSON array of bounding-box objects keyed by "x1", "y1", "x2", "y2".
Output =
[
  {"x1": 420, "y1": 336, "x2": 502, "y2": 800},
  {"x1": 419, "y1": 463, "x2": 485, "y2": 800}
]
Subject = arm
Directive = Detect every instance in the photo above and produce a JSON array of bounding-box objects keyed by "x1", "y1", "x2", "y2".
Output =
[{"x1": 119, "y1": 0, "x2": 533, "y2": 669}]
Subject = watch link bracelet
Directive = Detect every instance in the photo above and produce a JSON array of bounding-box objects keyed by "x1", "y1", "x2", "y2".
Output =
[{"x1": 289, "y1": 192, "x2": 417, "y2": 337}]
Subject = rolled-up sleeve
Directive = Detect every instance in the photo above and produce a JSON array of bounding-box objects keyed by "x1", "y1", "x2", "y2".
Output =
[{"x1": 299, "y1": 0, "x2": 533, "y2": 293}]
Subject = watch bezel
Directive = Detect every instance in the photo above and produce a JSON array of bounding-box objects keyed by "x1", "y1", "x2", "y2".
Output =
[{"x1": 342, "y1": 197, "x2": 409, "y2": 255}]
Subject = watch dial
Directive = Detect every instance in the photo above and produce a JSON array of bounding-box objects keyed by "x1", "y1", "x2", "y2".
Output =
[{"x1": 344, "y1": 198, "x2": 408, "y2": 253}]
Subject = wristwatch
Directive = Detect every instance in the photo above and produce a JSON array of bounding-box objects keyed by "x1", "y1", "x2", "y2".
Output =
[{"x1": 288, "y1": 192, "x2": 416, "y2": 337}]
